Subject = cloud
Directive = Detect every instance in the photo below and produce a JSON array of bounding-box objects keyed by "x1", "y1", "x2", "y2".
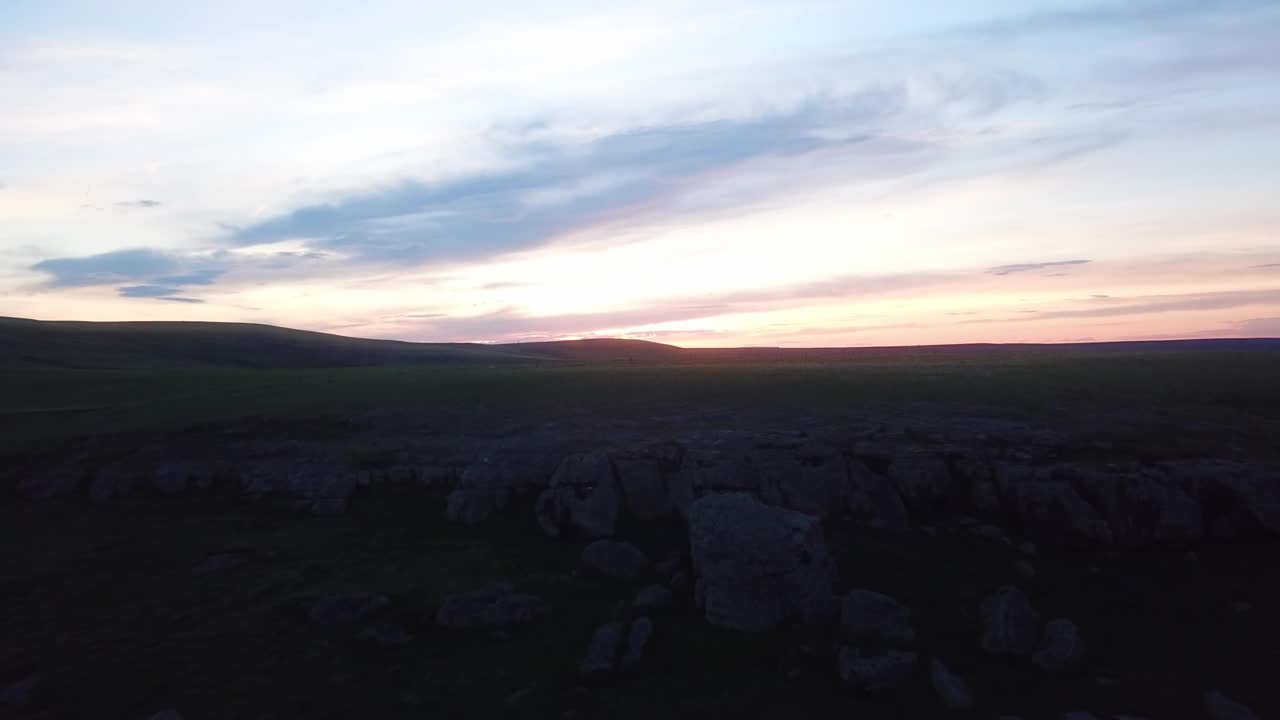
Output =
[
  {"x1": 1234, "y1": 316, "x2": 1280, "y2": 336},
  {"x1": 118, "y1": 284, "x2": 184, "y2": 298},
  {"x1": 1252, "y1": 263, "x2": 1280, "y2": 269},
  {"x1": 31, "y1": 249, "x2": 180, "y2": 288},
  {"x1": 988, "y1": 260, "x2": 1090, "y2": 276},
  {"x1": 969, "y1": 0, "x2": 1276, "y2": 37},
  {"x1": 157, "y1": 296, "x2": 204, "y2": 304},
  {"x1": 229, "y1": 88, "x2": 911, "y2": 265},
  {"x1": 1026, "y1": 288, "x2": 1280, "y2": 320},
  {"x1": 115, "y1": 199, "x2": 161, "y2": 209}
]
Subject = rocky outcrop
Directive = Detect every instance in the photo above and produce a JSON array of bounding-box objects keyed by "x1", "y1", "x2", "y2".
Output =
[
  {"x1": 1004, "y1": 471, "x2": 1114, "y2": 547},
  {"x1": 579, "y1": 617, "x2": 654, "y2": 678},
  {"x1": 1186, "y1": 461, "x2": 1280, "y2": 540},
  {"x1": 1033, "y1": 618, "x2": 1085, "y2": 671},
  {"x1": 887, "y1": 452, "x2": 954, "y2": 515},
  {"x1": 757, "y1": 442, "x2": 850, "y2": 518},
  {"x1": 436, "y1": 584, "x2": 549, "y2": 630},
  {"x1": 536, "y1": 451, "x2": 620, "y2": 539},
  {"x1": 847, "y1": 459, "x2": 911, "y2": 530},
  {"x1": 840, "y1": 590, "x2": 915, "y2": 645},
  {"x1": 611, "y1": 442, "x2": 684, "y2": 521},
  {"x1": 688, "y1": 493, "x2": 836, "y2": 632},
  {"x1": 979, "y1": 585, "x2": 1041, "y2": 656}
]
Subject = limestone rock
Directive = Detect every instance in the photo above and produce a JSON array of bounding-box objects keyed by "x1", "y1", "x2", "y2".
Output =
[
  {"x1": 1033, "y1": 618, "x2": 1085, "y2": 671},
  {"x1": 980, "y1": 585, "x2": 1040, "y2": 656},
  {"x1": 688, "y1": 493, "x2": 836, "y2": 632},
  {"x1": 536, "y1": 451, "x2": 620, "y2": 539},
  {"x1": 847, "y1": 459, "x2": 911, "y2": 530}
]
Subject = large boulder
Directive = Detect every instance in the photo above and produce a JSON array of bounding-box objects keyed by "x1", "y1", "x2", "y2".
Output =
[
  {"x1": 612, "y1": 442, "x2": 684, "y2": 521},
  {"x1": 757, "y1": 442, "x2": 850, "y2": 518},
  {"x1": 1004, "y1": 473, "x2": 1113, "y2": 547},
  {"x1": 979, "y1": 585, "x2": 1041, "y2": 656},
  {"x1": 688, "y1": 493, "x2": 836, "y2": 632},
  {"x1": 536, "y1": 451, "x2": 620, "y2": 539},
  {"x1": 838, "y1": 647, "x2": 918, "y2": 694},
  {"x1": 840, "y1": 590, "x2": 915, "y2": 645},
  {"x1": 578, "y1": 617, "x2": 654, "y2": 678},
  {"x1": 1033, "y1": 618, "x2": 1085, "y2": 671},
  {"x1": 887, "y1": 453, "x2": 954, "y2": 515},
  {"x1": 847, "y1": 459, "x2": 911, "y2": 530},
  {"x1": 1067, "y1": 466, "x2": 1202, "y2": 546},
  {"x1": 448, "y1": 450, "x2": 560, "y2": 526},
  {"x1": 1182, "y1": 461, "x2": 1280, "y2": 539},
  {"x1": 436, "y1": 584, "x2": 549, "y2": 630},
  {"x1": 582, "y1": 540, "x2": 650, "y2": 582}
]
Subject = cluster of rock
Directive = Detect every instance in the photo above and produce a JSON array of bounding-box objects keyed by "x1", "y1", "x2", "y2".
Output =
[{"x1": 17, "y1": 426, "x2": 1277, "y2": 553}]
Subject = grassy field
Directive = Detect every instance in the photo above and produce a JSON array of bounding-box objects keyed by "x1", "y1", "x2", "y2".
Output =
[{"x1": 2, "y1": 348, "x2": 1279, "y2": 455}]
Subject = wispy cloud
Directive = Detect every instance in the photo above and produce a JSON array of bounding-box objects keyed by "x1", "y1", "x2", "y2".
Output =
[
  {"x1": 115, "y1": 199, "x2": 161, "y2": 209},
  {"x1": 988, "y1": 260, "x2": 1090, "y2": 276},
  {"x1": 1026, "y1": 288, "x2": 1280, "y2": 320}
]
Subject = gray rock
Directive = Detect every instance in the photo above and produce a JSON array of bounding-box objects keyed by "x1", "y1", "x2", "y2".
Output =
[
  {"x1": 612, "y1": 443, "x2": 683, "y2": 521},
  {"x1": 537, "y1": 452, "x2": 621, "y2": 539},
  {"x1": 437, "y1": 584, "x2": 549, "y2": 630},
  {"x1": 582, "y1": 540, "x2": 650, "y2": 582},
  {"x1": 146, "y1": 711, "x2": 184, "y2": 720},
  {"x1": 757, "y1": 443, "x2": 850, "y2": 518},
  {"x1": 1191, "y1": 461, "x2": 1280, "y2": 539},
  {"x1": 303, "y1": 594, "x2": 389, "y2": 627},
  {"x1": 980, "y1": 585, "x2": 1040, "y2": 656},
  {"x1": 357, "y1": 623, "x2": 413, "y2": 646},
  {"x1": 1, "y1": 675, "x2": 36, "y2": 707},
  {"x1": 847, "y1": 459, "x2": 911, "y2": 530},
  {"x1": 1006, "y1": 476, "x2": 1113, "y2": 547},
  {"x1": 688, "y1": 493, "x2": 836, "y2": 632},
  {"x1": 447, "y1": 462, "x2": 512, "y2": 526},
  {"x1": 930, "y1": 658, "x2": 973, "y2": 710},
  {"x1": 622, "y1": 616, "x2": 653, "y2": 668},
  {"x1": 840, "y1": 590, "x2": 915, "y2": 644},
  {"x1": 838, "y1": 647, "x2": 918, "y2": 694},
  {"x1": 1203, "y1": 690, "x2": 1261, "y2": 720},
  {"x1": 579, "y1": 621, "x2": 627, "y2": 677},
  {"x1": 888, "y1": 453, "x2": 953, "y2": 513},
  {"x1": 1070, "y1": 467, "x2": 1202, "y2": 545},
  {"x1": 633, "y1": 584, "x2": 674, "y2": 612},
  {"x1": 1034, "y1": 618, "x2": 1085, "y2": 671}
]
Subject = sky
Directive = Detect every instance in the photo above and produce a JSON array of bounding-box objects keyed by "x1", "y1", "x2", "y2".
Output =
[{"x1": 2, "y1": 0, "x2": 1279, "y2": 347}]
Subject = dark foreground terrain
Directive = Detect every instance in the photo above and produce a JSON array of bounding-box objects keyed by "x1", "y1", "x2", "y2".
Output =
[{"x1": 2, "y1": 323, "x2": 1279, "y2": 720}]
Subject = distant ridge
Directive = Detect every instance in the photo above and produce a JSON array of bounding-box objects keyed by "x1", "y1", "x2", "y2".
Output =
[{"x1": 1, "y1": 316, "x2": 1276, "y2": 370}]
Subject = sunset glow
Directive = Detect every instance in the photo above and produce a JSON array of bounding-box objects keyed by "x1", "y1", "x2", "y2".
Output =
[{"x1": 3, "y1": 0, "x2": 1278, "y2": 345}]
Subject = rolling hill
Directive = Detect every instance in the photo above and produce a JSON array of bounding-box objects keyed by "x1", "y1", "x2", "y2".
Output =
[
  {"x1": 0, "y1": 316, "x2": 681, "y2": 370},
  {"x1": 2, "y1": 316, "x2": 1276, "y2": 370}
]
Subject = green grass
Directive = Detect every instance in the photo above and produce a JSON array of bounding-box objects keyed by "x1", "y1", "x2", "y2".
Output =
[{"x1": 3, "y1": 350, "x2": 1279, "y2": 455}]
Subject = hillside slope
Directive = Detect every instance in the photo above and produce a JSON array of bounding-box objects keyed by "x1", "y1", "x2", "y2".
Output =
[{"x1": 0, "y1": 317, "x2": 560, "y2": 369}]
